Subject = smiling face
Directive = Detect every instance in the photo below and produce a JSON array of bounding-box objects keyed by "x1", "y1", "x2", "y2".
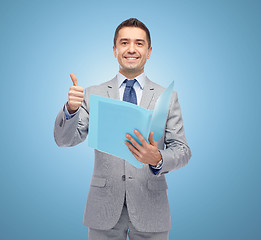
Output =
[{"x1": 113, "y1": 27, "x2": 152, "y2": 79}]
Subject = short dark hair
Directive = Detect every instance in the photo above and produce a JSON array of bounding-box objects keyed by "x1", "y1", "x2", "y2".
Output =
[{"x1": 114, "y1": 18, "x2": 151, "y2": 49}]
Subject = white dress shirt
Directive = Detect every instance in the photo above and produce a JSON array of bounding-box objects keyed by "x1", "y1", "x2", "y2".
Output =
[{"x1": 116, "y1": 72, "x2": 146, "y2": 106}]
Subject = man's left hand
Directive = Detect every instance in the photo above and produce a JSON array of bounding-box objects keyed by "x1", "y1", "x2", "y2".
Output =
[{"x1": 125, "y1": 130, "x2": 162, "y2": 166}]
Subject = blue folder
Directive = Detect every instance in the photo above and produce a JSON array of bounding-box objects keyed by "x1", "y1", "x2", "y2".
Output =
[{"x1": 88, "y1": 81, "x2": 174, "y2": 168}]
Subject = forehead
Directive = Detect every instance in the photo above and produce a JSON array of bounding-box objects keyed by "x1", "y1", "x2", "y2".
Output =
[{"x1": 117, "y1": 27, "x2": 147, "y2": 41}]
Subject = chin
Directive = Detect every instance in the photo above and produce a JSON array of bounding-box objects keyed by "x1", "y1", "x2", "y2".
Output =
[{"x1": 126, "y1": 67, "x2": 139, "y2": 72}]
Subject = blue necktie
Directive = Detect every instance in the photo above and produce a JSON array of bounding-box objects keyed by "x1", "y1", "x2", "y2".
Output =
[{"x1": 123, "y1": 79, "x2": 137, "y2": 105}]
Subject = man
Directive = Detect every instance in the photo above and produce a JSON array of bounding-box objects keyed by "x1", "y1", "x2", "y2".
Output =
[{"x1": 54, "y1": 18, "x2": 191, "y2": 240}]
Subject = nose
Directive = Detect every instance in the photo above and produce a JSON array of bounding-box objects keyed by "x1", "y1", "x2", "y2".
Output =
[{"x1": 128, "y1": 42, "x2": 136, "y2": 53}]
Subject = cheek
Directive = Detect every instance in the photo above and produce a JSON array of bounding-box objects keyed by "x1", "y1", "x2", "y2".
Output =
[
  {"x1": 141, "y1": 51, "x2": 148, "y2": 59},
  {"x1": 114, "y1": 48, "x2": 121, "y2": 58}
]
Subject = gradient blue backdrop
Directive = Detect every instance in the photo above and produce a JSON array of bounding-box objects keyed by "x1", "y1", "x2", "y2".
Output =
[{"x1": 1, "y1": 0, "x2": 260, "y2": 239}]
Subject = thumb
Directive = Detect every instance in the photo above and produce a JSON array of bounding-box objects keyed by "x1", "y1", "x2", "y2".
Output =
[
  {"x1": 148, "y1": 132, "x2": 157, "y2": 146},
  {"x1": 70, "y1": 73, "x2": 78, "y2": 86}
]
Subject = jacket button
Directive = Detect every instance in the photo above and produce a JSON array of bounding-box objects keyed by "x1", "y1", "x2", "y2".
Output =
[{"x1": 122, "y1": 175, "x2": 126, "y2": 181}]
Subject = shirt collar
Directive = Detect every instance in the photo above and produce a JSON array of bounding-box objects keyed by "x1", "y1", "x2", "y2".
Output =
[{"x1": 117, "y1": 72, "x2": 146, "y2": 90}]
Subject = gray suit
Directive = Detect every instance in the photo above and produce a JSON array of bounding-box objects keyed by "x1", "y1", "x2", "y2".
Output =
[{"x1": 54, "y1": 76, "x2": 191, "y2": 233}]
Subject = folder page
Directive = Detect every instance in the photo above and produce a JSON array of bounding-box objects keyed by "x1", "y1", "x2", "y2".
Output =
[
  {"x1": 88, "y1": 95, "x2": 152, "y2": 168},
  {"x1": 150, "y1": 81, "x2": 174, "y2": 142},
  {"x1": 88, "y1": 81, "x2": 174, "y2": 168}
]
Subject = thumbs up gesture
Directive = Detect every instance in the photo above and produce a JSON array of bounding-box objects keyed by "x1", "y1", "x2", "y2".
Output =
[{"x1": 67, "y1": 73, "x2": 84, "y2": 114}]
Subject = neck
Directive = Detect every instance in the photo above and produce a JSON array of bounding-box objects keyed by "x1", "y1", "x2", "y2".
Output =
[{"x1": 119, "y1": 69, "x2": 144, "y2": 80}]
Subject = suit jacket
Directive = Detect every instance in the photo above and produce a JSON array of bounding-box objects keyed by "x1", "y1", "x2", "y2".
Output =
[{"x1": 54, "y1": 76, "x2": 191, "y2": 232}]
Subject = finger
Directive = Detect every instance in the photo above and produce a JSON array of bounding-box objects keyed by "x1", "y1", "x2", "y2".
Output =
[
  {"x1": 134, "y1": 130, "x2": 147, "y2": 146},
  {"x1": 125, "y1": 142, "x2": 142, "y2": 162},
  {"x1": 125, "y1": 134, "x2": 142, "y2": 151},
  {"x1": 68, "y1": 96, "x2": 83, "y2": 102},
  {"x1": 70, "y1": 73, "x2": 78, "y2": 86},
  {"x1": 125, "y1": 141, "x2": 142, "y2": 158},
  {"x1": 148, "y1": 132, "x2": 157, "y2": 146},
  {"x1": 69, "y1": 101, "x2": 82, "y2": 107},
  {"x1": 70, "y1": 86, "x2": 84, "y2": 92},
  {"x1": 69, "y1": 89, "x2": 84, "y2": 98},
  {"x1": 130, "y1": 150, "x2": 141, "y2": 162}
]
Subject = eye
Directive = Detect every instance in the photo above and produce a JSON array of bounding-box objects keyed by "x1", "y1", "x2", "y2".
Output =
[
  {"x1": 137, "y1": 42, "x2": 143, "y2": 46},
  {"x1": 121, "y1": 41, "x2": 128, "y2": 45}
]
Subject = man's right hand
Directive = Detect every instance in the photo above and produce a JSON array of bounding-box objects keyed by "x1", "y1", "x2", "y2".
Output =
[{"x1": 67, "y1": 73, "x2": 84, "y2": 114}]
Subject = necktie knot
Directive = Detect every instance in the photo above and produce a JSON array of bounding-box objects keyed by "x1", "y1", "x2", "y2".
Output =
[{"x1": 125, "y1": 79, "x2": 136, "y2": 88}]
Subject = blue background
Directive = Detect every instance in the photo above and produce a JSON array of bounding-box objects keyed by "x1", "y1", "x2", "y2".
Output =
[{"x1": 1, "y1": 0, "x2": 260, "y2": 239}]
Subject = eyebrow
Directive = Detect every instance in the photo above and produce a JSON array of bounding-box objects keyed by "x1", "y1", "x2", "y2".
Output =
[{"x1": 119, "y1": 38, "x2": 146, "y2": 42}]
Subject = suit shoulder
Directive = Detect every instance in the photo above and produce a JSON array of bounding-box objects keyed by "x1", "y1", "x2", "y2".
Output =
[
  {"x1": 85, "y1": 78, "x2": 116, "y2": 94},
  {"x1": 146, "y1": 78, "x2": 178, "y2": 96},
  {"x1": 146, "y1": 78, "x2": 164, "y2": 90}
]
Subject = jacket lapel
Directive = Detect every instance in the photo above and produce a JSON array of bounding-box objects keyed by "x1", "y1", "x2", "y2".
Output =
[
  {"x1": 106, "y1": 77, "x2": 120, "y2": 100},
  {"x1": 140, "y1": 77, "x2": 155, "y2": 110}
]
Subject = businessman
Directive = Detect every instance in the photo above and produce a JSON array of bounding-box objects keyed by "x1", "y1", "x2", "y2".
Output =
[{"x1": 54, "y1": 18, "x2": 191, "y2": 240}]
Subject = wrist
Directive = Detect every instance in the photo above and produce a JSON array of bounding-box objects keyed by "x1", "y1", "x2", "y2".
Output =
[
  {"x1": 66, "y1": 102, "x2": 78, "y2": 114},
  {"x1": 152, "y1": 151, "x2": 162, "y2": 167},
  {"x1": 152, "y1": 159, "x2": 163, "y2": 168}
]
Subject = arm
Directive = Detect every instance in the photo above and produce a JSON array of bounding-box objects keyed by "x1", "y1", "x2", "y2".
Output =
[
  {"x1": 54, "y1": 96, "x2": 89, "y2": 147},
  {"x1": 54, "y1": 73, "x2": 89, "y2": 147},
  {"x1": 125, "y1": 91, "x2": 191, "y2": 175},
  {"x1": 157, "y1": 91, "x2": 191, "y2": 175}
]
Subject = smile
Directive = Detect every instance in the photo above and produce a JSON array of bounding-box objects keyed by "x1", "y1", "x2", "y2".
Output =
[{"x1": 124, "y1": 57, "x2": 139, "y2": 60}]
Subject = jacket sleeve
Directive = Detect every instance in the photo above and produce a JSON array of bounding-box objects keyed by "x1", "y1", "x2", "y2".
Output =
[
  {"x1": 54, "y1": 88, "x2": 89, "y2": 147},
  {"x1": 157, "y1": 91, "x2": 192, "y2": 176}
]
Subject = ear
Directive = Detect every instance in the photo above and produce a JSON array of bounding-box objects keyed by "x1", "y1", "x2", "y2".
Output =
[
  {"x1": 113, "y1": 46, "x2": 117, "y2": 58},
  {"x1": 147, "y1": 46, "x2": 152, "y2": 59}
]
